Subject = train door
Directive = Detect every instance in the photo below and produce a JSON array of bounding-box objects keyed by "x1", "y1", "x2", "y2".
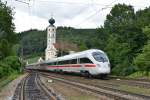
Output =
[{"x1": 78, "y1": 58, "x2": 85, "y2": 73}]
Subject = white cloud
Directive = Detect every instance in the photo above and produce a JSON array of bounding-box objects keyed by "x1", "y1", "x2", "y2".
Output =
[
  {"x1": 2, "y1": 0, "x2": 150, "y2": 32},
  {"x1": 14, "y1": 10, "x2": 48, "y2": 32}
]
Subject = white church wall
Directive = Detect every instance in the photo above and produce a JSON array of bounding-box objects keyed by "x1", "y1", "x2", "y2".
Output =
[{"x1": 45, "y1": 18, "x2": 57, "y2": 60}]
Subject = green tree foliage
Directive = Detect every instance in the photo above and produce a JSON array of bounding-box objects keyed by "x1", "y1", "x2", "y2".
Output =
[
  {"x1": 136, "y1": 7, "x2": 150, "y2": 28},
  {"x1": 3, "y1": 56, "x2": 21, "y2": 71},
  {"x1": 143, "y1": 25, "x2": 150, "y2": 38},
  {"x1": 0, "y1": 0, "x2": 17, "y2": 59},
  {"x1": 0, "y1": 1, "x2": 21, "y2": 79},
  {"x1": 134, "y1": 25, "x2": 150, "y2": 76},
  {"x1": 0, "y1": 0, "x2": 16, "y2": 43},
  {"x1": 104, "y1": 4, "x2": 147, "y2": 75},
  {"x1": 0, "y1": 56, "x2": 21, "y2": 78},
  {"x1": 104, "y1": 4, "x2": 135, "y2": 33},
  {"x1": 134, "y1": 42, "x2": 150, "y2": 76},
  {"x1": 0, "y1": 39, "x2": 11, "y2": 59},
  {"x1": 18, "y1": 29, "x2": 46, "y2": 57},
  {"x1": 78, "y1": 42, "x2": 88, "y2": 51},
  {"x1": 92, "y1": 27, "x2": 108, "y2": 50},
  {"x1": 18, "y1": 28, "x2": 97, "y2": 58}
]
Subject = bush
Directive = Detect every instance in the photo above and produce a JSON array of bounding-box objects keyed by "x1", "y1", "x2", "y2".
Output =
[
  {"x1": 0, "y1": 56, "x2": 21, "y2": 78},
  {"x1": 0, "y1": 62, "x2": 13, "y2": 78},
  {"x1": 3, "y1": 56, "x2": 21, "y2": 71},
  {"x1": 112, "y1": 60, "x2": 136, "y2": 76},
  {"x1": 134, "y1": 43, "x2": 150, "y2": 76}
]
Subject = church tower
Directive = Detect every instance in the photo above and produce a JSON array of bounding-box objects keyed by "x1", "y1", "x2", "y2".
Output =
[{"x1": 45, "y1": 17, "x2": 57, "y2": 60}]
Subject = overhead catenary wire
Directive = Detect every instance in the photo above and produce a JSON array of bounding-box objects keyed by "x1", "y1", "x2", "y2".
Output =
[
  {"x1": 37, "y1": 0, "x2": 111, "y2": 6},
  {"x1": 74, "y1": 0, "x2": 119, "y2": 27},
  {"x1": 13, "y1": 0, "x2": 149, "y2": 29},
  {"x1": 15, "y1": 0, "x2": 30, "y2": 5}
]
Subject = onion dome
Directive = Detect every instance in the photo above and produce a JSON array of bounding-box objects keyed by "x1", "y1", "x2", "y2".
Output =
[{"x1": 49, "y1": 17, "x2": 55, "y2": 25}]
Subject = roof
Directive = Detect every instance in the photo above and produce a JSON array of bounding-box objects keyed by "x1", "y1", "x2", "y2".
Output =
[{"x1": 44, "y1": 49, "x2": 104, "y2": 63}]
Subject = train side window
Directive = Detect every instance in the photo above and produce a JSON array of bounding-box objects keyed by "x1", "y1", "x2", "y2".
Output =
[
  {"x1": 57, "y1": 60, "x2": 77, "y2": 65},
  {"x1": 51, "y1": 62, "x2": 56, "y2": 65},
  {"x1": 60, "y1": 61, "x2": 64, "y2": 65},
  {"x1": 57, "y1": 61, "x2": 61, "y2": 65},
  {"x1": 70, "y1": 59, "x2": 77, "y2": 64},
  {"x1": 80, "y1": 58, "x2": 93, "y2": 64},
  {"x1": 47, "y1": 63, "x2": 51, "y2": 65},
  {"x1": 57, "y1": 61, "x2": 59, "y2": 65},
  {"x1": 63, "y1": 60, "x2": 70, "y2": 64},
  {"x1": 58, "y1": 61, "x2": 66, "y2": 65}
]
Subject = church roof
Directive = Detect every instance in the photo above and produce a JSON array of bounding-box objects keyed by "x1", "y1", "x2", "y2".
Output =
[{"x1": 49, "y1": 17, "x2": 55, "y2": 25}]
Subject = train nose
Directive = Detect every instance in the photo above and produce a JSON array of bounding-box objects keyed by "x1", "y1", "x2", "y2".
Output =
[
  {"x1": 97, "y1": 63, "x2": 110, "y2": 74},
  {"x1": 96, "y1": 64, "x2": 101, "y2": 67},
  {"x1": 97, "y1": 63, "x2": 110, "y2": 68}
]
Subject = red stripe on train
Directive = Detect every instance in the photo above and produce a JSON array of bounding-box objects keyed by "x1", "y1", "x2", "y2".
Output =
[
  {"x1": 48, "y1": 64, "x2": 81, "y2": 68},
  {"x1": 48, "y1": 64, "x2": 96, "y2": 68},
  {"x1": 85, "y1": 64, "x2": 96, "y2": 67}
]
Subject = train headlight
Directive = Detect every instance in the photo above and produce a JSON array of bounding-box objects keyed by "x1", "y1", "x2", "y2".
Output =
[{"x1": 97, "y1": 64, "x2": 101, "y2": 67}]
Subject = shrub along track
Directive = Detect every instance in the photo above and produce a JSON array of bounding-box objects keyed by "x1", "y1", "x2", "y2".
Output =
[
  {"x1": 12, "y1": 72, "x2": 59, "y2": 100},
  {"x1": 39, "y1": 72, "x2": 150, "y2": 100}
]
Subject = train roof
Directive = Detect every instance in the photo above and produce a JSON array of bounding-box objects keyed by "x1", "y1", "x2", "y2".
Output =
[{"x1": 44, "y1": 49, "x2": 104, "y2": 63}]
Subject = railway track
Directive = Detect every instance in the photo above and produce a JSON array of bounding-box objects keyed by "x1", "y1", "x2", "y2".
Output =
[
  {"x1": 108, "y1": 76, "x2": 150, "y2": 88},
  {"x1": 37, "y1": 71, "x2": 150, "y2": 89},
  {"x1": 12, "y1": 72, "x2": 59, "y2": 100},
  {"x1": 40, "y1": 72, "x2": 150, "y2": 100},
  {"x1": 43, "y1": 71, "x2": 150, "y2": 89},
  {"x1": 110, "y1": 76, "x2": 150, "y2": 83}
]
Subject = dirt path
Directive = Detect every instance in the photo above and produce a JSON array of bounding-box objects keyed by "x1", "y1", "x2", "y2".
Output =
[{"x1": 0, "y1": 73, "x2": 27, "y2": 100}]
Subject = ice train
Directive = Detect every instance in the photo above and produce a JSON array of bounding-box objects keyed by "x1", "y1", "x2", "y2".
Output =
[{"x1": 26, "y1": 49, "x2": 111, "y2": 77}]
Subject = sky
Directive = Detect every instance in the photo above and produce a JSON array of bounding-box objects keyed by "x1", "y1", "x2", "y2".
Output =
[{"x1": 2, "y1": 0, "x2": 150, "y2": 32}]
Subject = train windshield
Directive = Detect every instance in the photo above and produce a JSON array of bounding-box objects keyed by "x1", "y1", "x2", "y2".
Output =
[{"x1": 92, "y1": 52, "x2": 108, "y2": 62}]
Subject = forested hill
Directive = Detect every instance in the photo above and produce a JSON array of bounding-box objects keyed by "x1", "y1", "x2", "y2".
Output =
[
  {"x1": 18, "y1": 4, "x2": 150, "y2": 76},
  {"x1": 18, "y1": 28, "x2": 98, "y2": 57}
]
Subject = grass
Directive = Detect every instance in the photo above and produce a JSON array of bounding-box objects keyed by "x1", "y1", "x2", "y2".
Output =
[
  {"x1": 111, "y1": 71, "x2": 150, "y2": 80},
  {"x1": 127, "y1": 71, "x2": 150, "y2": 79},
  {"x1": 25, "y1": 56, "x2": 40, "y2": 64},
  {"x1": 118, "y1": 85, "x2": 150, "y2": 96},
  {"x1": 0, "y1": 71, "x2": 21, "y2": 92}
]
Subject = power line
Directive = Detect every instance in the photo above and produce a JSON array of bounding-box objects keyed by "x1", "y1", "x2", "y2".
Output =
[
  {"x1": 75, "y1": 0, "x2": 118, "y2": 27},
  {"x1": 37, "y1": 0, "x2": 109, "y2": 6},
  {"x1": 15, "y1": 0, "x2": 30, "y2": 5}
]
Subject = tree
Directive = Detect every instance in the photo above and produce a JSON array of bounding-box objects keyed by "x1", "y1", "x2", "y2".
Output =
[
  {"x1": 104, "y1": 3, "x2": 135, "y2": 34},
  {"x1": 135, "y1": 7, "x2": 150, "y2": 28},
  {"x1": 143, "y1": 25, "x2": 150, "y2": 38},
  {"x1": 134, "y1": 42, "x2": 150, "y2": 75},
  {"x1": 0, "y1": 0, "x2": 16, "y2": 43},
  {"x1": 78, "y1": 42, "x2": 88, "y2": 51},
  {"x1": 134, "y1": 25, "x2": 150, "y2": 75},
  {"x1": 92, "y1": 27, "x2": 108, "y2": 50},
  {"x1": 103, "y1": 4, "x2": 147, "y2": 75},
  {"x1": 0, "y1": 39, "x2": 12, "y2": 59}
]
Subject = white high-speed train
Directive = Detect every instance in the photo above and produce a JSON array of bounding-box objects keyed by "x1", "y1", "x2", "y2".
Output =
[{"x1": 26, "y1": 49, "x2": 110, "y2": 77}]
